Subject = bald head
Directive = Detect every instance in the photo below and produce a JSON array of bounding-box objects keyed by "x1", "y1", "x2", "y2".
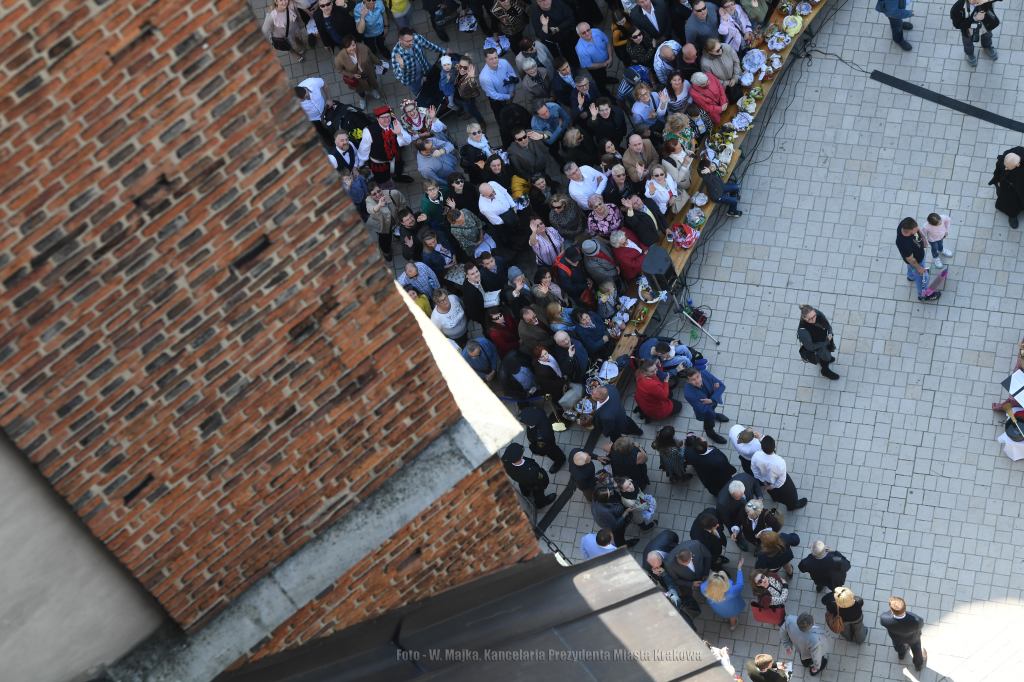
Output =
[
  {"x1": 573, "y1": 450, "x2": 591, "y2": 466},
  {"x1": 479, "y1": 182, "x2": 494, "y2": 199},
  {"x1": 660, "y1": 44, "x2": 677, "y2": 61},
  {"x1": 404, "y1": 262, "x2": 418, "y2": 277},
  {"x1": 592, "y1": 386, "x2": 609, "y2": 402},
  {"x1": 647, "y1": 552, "x2": 664, "y2": 570},
  {"x1": 628, "y1": 134, "x2": 643, "y2": 154},
  {"x1": 682, "y1": 43, "x2": 697, "y2": 61},
  {"x1": 1006, "y1": 153, "x2": 1021, "y2": 170},
  {"x1": 554, "y1": 331, "x2": 572, "y2": 347}
]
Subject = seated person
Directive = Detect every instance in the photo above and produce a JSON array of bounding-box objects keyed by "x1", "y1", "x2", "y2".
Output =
[
  {"x1": 637, "y1": 337, "x2": 693, "y2": 377},
  {"x1": 571, "y1": 308, "x2": 612, "y2": 358}
]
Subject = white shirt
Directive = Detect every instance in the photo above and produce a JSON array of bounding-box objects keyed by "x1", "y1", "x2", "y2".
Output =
[
  {"x1": 595, "y1": 396, "x2": 609, "y2": 409},
  {"x1": 478, "y1": 184, "x2": 517, "y2": 225},
  {"x1": 751, "y1": 450, "x2": 787, "y2": 489},
  {"x1": 728, "y1": 424, "x2": 763, "y2": 462},
  {"x1": 355, "y1": 123, "x2": 413, "y2": 166},
  {"x1": 568, "y1": 165, "x2": 608, "y2": 209},
  {"x1": 644, "y1": 173, "x2": 678, "y2": 214},
  {"x1": 430, "y1": 295, "x2": 468, "y2": 339},
  {"x1": 327, "y1": 144, "x2": 354, "y2": 169},
  {"x1": 298, "y1": 77, "x2": 326, "y2": 121},
  {"x1": 580, "y1": 533, "x2": 617, "y2": 559},
  {"x1": 642, "y1": 5, "x2": 660, "y2": 32}
]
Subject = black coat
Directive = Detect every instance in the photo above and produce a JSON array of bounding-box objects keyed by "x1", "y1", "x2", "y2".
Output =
[
  {"x1": 641, "y1": 529, "x2": 679, "y2": 588},
  {"x1": 554, "y1": 256, "x2": 588, "y2": 300},
  {"x1": 562, "y1": 132, "x2": 602, "y2": 170},
  {"x1": 822, "y1": 592, "x2": 864, "y2": 622},
  {"x1": 499, "y1": 103, "x2": 535, "y2": 149},
  {"x1": 521, "y1": 406, "x2": 565, "y2": 461},
  {"x1": 594, "y1": 385, "x2": 632, "y2": 440},
  {"x1": 989, "y1": 146, "x2": 1024, "y2": 218},
  {"x1": 502, "y1": 448, "x2": 549, "y2": 491},
  {"x1": 551, "y1": 342, "x2": 587, "y2": 383},
  {"x1": 479, "y1": 256, "x2": 510, "y2": 291},
  {"x1": 950, "y1": 0, "x2": 1000, "y2": 36},
  {"x1": 460, "y1": 281, "x2": 499, "y2": 325},
  {"x1": 715, "y1": 472, "x2": 763, "y2": 529},
  {"x1": 798, "y1": 308, "x2": 834, "y2": 364},
  {"x1": 313, "y1": 6, "x2": 358, "y2": 51},
  {"x1": 622, "y1": 197, "x2": 666, "y2": 246},
  {"x1": 449, "y1": 185, "x2": 480, "y2": 213},
  {"x1": 797, "y1": 550, "x2": 851, "y2": 590},
  {"x1": 460, "y1": 143, "x2": 490, "y2": 186},
  {"x1": 746, "y1": 661, "x2": 791, "y2": 682},
  {"x1": 880, "y1": 610, "x2": 924, "y2": 646},
  {"x1": 533, "y1": 357, "x2": 566, "y2": 396},
  {"x1": 568, "y1": 447, "x2": 598, "y2": 490},
  {"x1": 630, "y1": 0, "x2": 671, "y2": 41},
  {"x1": 684, "y1": 446, "x2": 737, "y2": 497},
  {"x1": 501, "y1": 282, "x2": 535, "y2": 319},
  {"x1": 587, "y1": 108, "x2": 628, "y2": 147},
  {"x1": 609, "y1": 444, "x2": 650, "y2": 490},
  {"x1": 531, "y1": 0, "x2": 577, "y2": 43},
  {"x1": 689, "y1": 507, "x2": 727, "y2": 561},
  {"x1": 738, "y1": 509, "x2": 781, "y2": 545}
]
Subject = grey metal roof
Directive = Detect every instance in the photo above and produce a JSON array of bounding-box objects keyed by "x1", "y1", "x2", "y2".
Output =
[{"x1": 217, "y1": 550, "x2": 735, "y2": 682}]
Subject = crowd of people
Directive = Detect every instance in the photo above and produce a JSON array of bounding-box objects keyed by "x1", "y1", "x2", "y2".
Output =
[{"x1": 261, "y1": 0, "x2": 966, "y2": 676}]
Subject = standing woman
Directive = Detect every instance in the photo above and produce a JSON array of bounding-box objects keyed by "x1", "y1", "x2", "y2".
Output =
[
  {"x1": 797, "y1": 304, "x2": 839, "y2": 380},
  {"x1": 530, "y1": 219, "x2": 565, "y2": 266},
  {"x1": 548, "y1": 194, "x2": 589, "y2": 246},
  {"x1": 491, "y1": 0, "x2": 532, "y2": 53},
  {"x1": 651, "y1": 425, "x2": 693, "y2": 483},
  {"x1": 822, "y1": 586, "x2": 868, "y2": 644},
  {"x1": 334, "y1": 35, "x2": 383, "y2": 108},
  {"x1": 660, "y1": 138, "x2": 693, "y2": 202},
  {"x1": 754, "y1": 530, "x2": 795, "y2": 578},
  {"x1": 445, "y1": 173, "x2": 479, "y2": 212},
  {"x1": 735, "y1": 498, "x2": 782, "y2": 552},
  {"x1": 610, "y1": 10, "x2": 635, "y2": 64},
  {"x1": 386, "y1": 0, "x2": 414, "y2": 30},
  {"x1": 263, "y1": 0, "x2": 309, "y2": 63},
  {"x1": 683, "y1": 433, "x2": 737, "y2": 497},
  {"x1": 624, "y1": 25, "x2": 657, "y2": 69},
  {"x1": 701, "y1": 558, "x2": 746, "y2": 630},
  {"x1": 660, "y1": 71, "x2": 691, "y2": 117}
]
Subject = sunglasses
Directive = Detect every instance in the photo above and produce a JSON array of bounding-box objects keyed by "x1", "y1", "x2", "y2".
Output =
[
  {"x1": 694, "y1": 5, "x2": 707, "y2": 10},
  {"x1": 653, "y1": 173, "x2": 665, "y2": 177},
  {"x1": 632, "y1": 33, "x2": 643, "y2": 39},
  {"x1": 552, "y1": 204, "x2": 564, "y2": 210},
  {"x1": 452, "y1": 179, "x2": 464, "y2": 184},
  {"x1": 515, "y1": 135, "x2": 527, "y2": 142},
  {"x1": 470, "y1": 130, "x2": 482, "y2": 135}
]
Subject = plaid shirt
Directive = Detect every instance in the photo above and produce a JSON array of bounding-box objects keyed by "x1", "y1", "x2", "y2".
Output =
[{"x1": 390, "y1": 34, "x2": 445, "y2": 88}]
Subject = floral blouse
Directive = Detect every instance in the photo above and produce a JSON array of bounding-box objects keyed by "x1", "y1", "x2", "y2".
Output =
[{"x1": 587, "y1": 204, "x2": 623, "y2": 237}]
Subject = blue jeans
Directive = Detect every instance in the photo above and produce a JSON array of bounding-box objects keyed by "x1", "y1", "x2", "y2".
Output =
[
  {"x1": 718, "y1": 183, "x2": 741, "y2": 212},
  {"x1": 906, "y1": 260, "x2": 929, "y2": 298},
  {"x1": 930, "y1": 238, "x2": 944, "y2": 258},
  {"x1": 409, "y1": 78, "x2": 422, "y2": 97},
  {"x1": 457, "y1": 95, "x2": 485, "y2": 125},
  {"x1": 888, "y1": 16, "x2": 906, "y2": 45}
]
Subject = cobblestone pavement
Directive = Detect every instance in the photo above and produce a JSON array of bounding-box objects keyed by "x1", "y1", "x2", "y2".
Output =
[{"x1": 255, "y1": 0, "x2": 1024, "y2": 678}]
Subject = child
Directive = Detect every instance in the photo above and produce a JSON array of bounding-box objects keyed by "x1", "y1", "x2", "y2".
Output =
[
  {"x1": 921, "y1": 212, "x2": 953, "y2": 268},
  {"x1": 596, "y1": 280, "x2": 620, "y2": 320},
  {"x1": 438, "y1": 55, "x2": 458, "y2": 112},
  {"x1": 339, "y1": 167, "x2": 369, "y2": 221},
  {"x1": 615, "y1": 476, "x2": 657, "y2": 531}
]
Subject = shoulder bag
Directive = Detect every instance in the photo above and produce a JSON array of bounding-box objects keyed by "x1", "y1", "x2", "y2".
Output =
[
  {"x1": 825, "y1": 609, "x2": 844, "y2": 634},
  {"x1": 272, "y1": 9, "x2": 293, "y2": 51}
]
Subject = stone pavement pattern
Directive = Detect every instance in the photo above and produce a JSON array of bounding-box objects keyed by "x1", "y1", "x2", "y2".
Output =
[{"x1": 254, "y1": 0, "x2": 1024, "y2": 678}]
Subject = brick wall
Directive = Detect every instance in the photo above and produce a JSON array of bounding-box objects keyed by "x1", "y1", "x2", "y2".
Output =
[
  {"x1": 231, "y1": 455, "x2": 541, "y2": 667},
  {"x1": 0, "y1": 1, "x2": 463, "y2": 631}
]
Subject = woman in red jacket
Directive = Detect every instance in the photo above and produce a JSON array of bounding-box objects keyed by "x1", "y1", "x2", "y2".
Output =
[
  {"x1": 634, "y1": 359, "x2": 684, "y2": 420},
  {"x1": 609, "y1": 228, "x2": 648, "y2": 281},
  {"x1": 689, "y1": 72, "x2": 728, "y2": 126},
  {"x1": 485, "y1": 307, "x2": 521, "y2": 357}
]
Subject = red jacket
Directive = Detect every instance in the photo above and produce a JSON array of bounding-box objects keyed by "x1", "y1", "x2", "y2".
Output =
[
  {"x1": 487, "y1": 312, "x2": 521, "y2": 357},
  {"x1": 612, "y1": 227, "x2": 648, "y2": 281},
  {"x1": 635, "y1": 374, "x2": 674, "y2": 420},
  {"x1": 689, "y1": 74, "x2": 727, "y2": 125}
]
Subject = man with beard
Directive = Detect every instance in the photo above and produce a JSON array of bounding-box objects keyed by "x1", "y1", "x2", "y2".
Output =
[{"x1": 355, "y1": 105, "x2": 414, "y2": 185}]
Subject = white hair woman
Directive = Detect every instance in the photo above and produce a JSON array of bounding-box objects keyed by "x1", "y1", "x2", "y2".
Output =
[
  {"x1": 734, "y1": 498, "x2": 782, "y2": 550},
  {"x1": 644, "y1": 163, "x2": 681, "y2": 216}
]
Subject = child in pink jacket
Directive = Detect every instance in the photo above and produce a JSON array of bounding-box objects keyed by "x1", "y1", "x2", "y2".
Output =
[{"x1": 922, "y1": 213, "x2": 953, "y2": 268}]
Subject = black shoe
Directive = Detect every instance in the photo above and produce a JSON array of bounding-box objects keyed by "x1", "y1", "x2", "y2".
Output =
[
  {"x1": 436, "y1": 29, "x2": 450, "y2": 42},
  {"x1": 729, "y1": 190, "x2": 741, "y2": 201},
  {"x1": 1011, "y1": 216, "x2": 1019, "y2": 229},
  {"x1": 726, "y1": 209, "x2": 743, "y2": 217},
  {"x1": 736, "y1": 539, "x2": 750, "y2": 552},
  {"x1": 715, "y1": 413, "x2": 729, "y2": 422},
  {"x1": 902, "y1": 21, "x2": 913, "y2": 29},
  {"x1": 536, "y1": 493, "x2": 556, "y2": 508},
  {"x1": 810, "y1": 657, "x2": 828, "y2": 676},
  {"x1": 821, "y1": 367, "x2": 840, "y2": 380},
  {"x1": 625, "y1": 538, "x2": 640, "y2": 548},
  {"x1": 907, "y1": 276, "x2": 915, "y2": 281},
  {"x1": 788, "y1": 498, "x2": 808, "y2": 511},
  {"x1": 708, "y1": 432, "x2": 728, "y2": 444},
  {"x1": 816, "y1": 583, "x2": 825, "y2": 593},
  {"x1": 899, "y1": 40, "x2": 913, "y2": 51},
  {"x1": 915, "y1": 649, "x2": 927, "y2": 671},
  {"x1": 715, "y1": 556, "x2": 730, "y2": 564},
  {"x1": 393, "y1": 174, "x2": 415, "y2": 184},
  {"x1": 548, "y1": 461, "x2": 564, "y2": 474},
  {"x1": 918, "y1": 291, "x2": 941, "y2": 302},
  {"x1": 640, "y1": 519, "x2": 658, "y2": 532}
]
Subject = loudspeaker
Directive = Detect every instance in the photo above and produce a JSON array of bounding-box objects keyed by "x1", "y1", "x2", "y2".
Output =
[{"x1": 641, "y1": 245, "x2": 676, "y2": 292}]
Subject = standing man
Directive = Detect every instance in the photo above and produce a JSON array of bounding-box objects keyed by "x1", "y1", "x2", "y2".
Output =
[
  {"x1": 874, "y1": 0, "x2": 913, "y2": 52},
  {"x1": 798, "y1": 304, "x2": 839, "y2": 380},
  {"x1": 622, "y1": 133, "x2": 658, "y2": 184},
  {"x1": 780, "y1": 613, "x2": 829, "y2": 676},
  {"x1": 520, "y1": 406, "x2": 568, "y2": 473},
  {"x1": 880, "y1": 597, "x2": 927, "y2": 671},
  {"x1": 414, "y1": 137, "x2": 458, "y2": 185},
  {"x1": 665, "y1": 540, "x2": 712, "y2": 598},
  {"x1": 580, "y1": 528, "x2": 618, "y2": 559},
  {"x1": 518, "y1": 37, "x2": 555, "y2": 76},
  {"x1": 951, "y1": 0, "x2": 1000, "y2": 66},
  {"x1": 642, "y1": 529, "x2": 680, "y2": 589},
  {"x1": 508, "y1": 127, "x2": 554, "y2": 178},
  {"x1": 989, "y1": 147, "x2": 1023, "y2": 229},
  {"x1": 592, "y1": 384, "x2": 645, "y2": 443},
  {"x1": 355, "y1": 105, "x2": 414, "y2": 185},
  {"x1": 296, "y1": 77, "x2": 337, "y2": 148},
  {"x1": 576, "y1": 23, "x2": 614, "y2": 86},
  {"x1": 461, "y1": 338, "x2": 499, "y2": 380},
  {"x1": 478, "y1": 183, "x2": 526, "y2": 258},
  {"x1": 455, "y1": 56, "x2": 487, "y2": 129},
  {"x1": 681, "y1": 366, "x2": 729, "y2": 444},
  {"x1": 750, "y1": 436, "x2": 807, "y2": 511},
  {"x1": 326, "y1": 130, "x2": 356, "y2": 173},
  {"x1": 397, "y1": 261, "x2": 439, "y2": 298},
  {"x1": 690, "y1": 508, "x2": 729, "y2": 568},
  {"x1": 569, "y1": 449, "x2": 607, "y2": 502},
  {"x1": 531, "y1": 103, "x2": 569, "y2": 163},
  {"x1": 391, "y1": 28, "x2": 450, "y2": 98},
  {"x1": 684, "y1": 1, "x2": 720, "y2": 55},
  {"x1": 798, "y1": 540, "x2": 851, "y2": 593},
  {"x1": 532, "y1": 0, "x2": 580, "y2": 68},
  {"x1": 619, "y1": 192, "x2": 665, "y2": 245},
  {"x1": 716, "y1": 473, "x2": 761, "y2": 551},
  {"x1": 501, "y1": 443, "x2": 557, "y2": 508},
  {"x1": 478, "y1": 48, "x2": 520, "y2": 121},
  {"x1": 630, "y1": 0, "x2": 671, "y2": 44},
  {"x1": 727, "y1": 425, "x2": 761, "y2": 476},
  {"x1": 895, "y1": 217, "x2": 941, "y2": 302},
  {"x1": 565, "y1": 163, "x2": 607, "y2": 210}
]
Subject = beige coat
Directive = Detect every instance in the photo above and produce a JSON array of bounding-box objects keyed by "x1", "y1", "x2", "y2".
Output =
[
  {"x1": 700, "y1": 44, "x2": 742, "y2": 85},
  {"x1": 661, "y1": 150, "x2": 692, "y2": 211},
  {"x1": 364, "y1": 190, "x2": 406, "y2": 235},
  {"x1": 622, "y1": 138, "x2": 659, "y2": 184},
  {"x1": 334, "y1": 43, "x2": 382, "y2": 94},
  {"x1": 261, "y1": 4, "x2": 309, "y2": 52}
]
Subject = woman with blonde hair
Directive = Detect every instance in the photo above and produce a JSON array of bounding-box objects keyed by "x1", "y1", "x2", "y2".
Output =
[
  {"x1": 631, "y1": 83, "x2": 667, "y2": 128},
  {"x1": 753, "y1": 529, "x2": 795, "y2": 577},
  {"x1": 562, "y1": 127, "x2": 601, "y2": 169},
  {"x1": 262, "y1": 0, "x2": 309, "y2": 62},
  {"x1": 700, "y1": 557, "x2": 746, "y2": 629},
  {"x1": 822, "y1": 586, "x2": 867, "y2": 643},
  {"x1": 545, "y1": 301, "x2": 574, "y2": 332},
  {"x1": 733, "y1": 498, "x2": 781, "y2": 550}
]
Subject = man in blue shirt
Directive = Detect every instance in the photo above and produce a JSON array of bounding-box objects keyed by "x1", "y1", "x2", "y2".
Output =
[
  {"x1": 637, "y1": 337, "x2": 693, "y2": 378},
  {"x1": 681, "y1": 366, "x2": 729, "y2": 444},
  {"x1": 461, "y1": 338, "x2": 500, "y2": 380},
  {"x1": 531, "y1": 102, "x2": 568, "y2": 148},
  {"x1": 478, "y1": 48, "x2": 519, "y2": 121},
  {"x1": 575, "y1": 22, "x2": 614, "y2": 87}
]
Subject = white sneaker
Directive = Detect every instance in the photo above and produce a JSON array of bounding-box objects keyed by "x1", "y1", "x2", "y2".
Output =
[
  {"x1": 357, "y1": 99, "x2": 366, "y2": 110},
  {"x1": 942, "y1": 248, "x2": 953, "y2": 257},
  {"x1": 933, "y1": 257, "x2": 943, "y2": 268},
  {"x1": 370, "y1": 89, "x2": 381, "y2": 100}
]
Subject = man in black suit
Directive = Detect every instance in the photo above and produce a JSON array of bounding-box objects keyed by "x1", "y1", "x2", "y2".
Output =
[
  {"x1": 520, "y1": 406, "x2": 567, "y2": 474},
  {"x1": 501, "y1": 443, "x2": 556, "y2": 508},
  {"x1": 592, "y1": 384, "x2": 645, "y2": 444},
  {"x1": 477, "y1": 252, "x2": 509, "y2": 292},
  {"x1": 460, "y1": 263, "x2": 502, "y2": 325},
  {"x1": 797, "y1": 540, "x2": 851, "y2": 593},
  {"x1": 629, "y1": 0, "x2": 671, "y2": 44},
  {"x1": 690, "y1": 508, "x2": 728, "y2": 568},
  {"x1": 664, "y1": 539, "x2": 712, "y2": 598},
  {"x1": 716, "y1": 473, "x2": 762, "y2": 552},
  {"x1": 620, "y1": 192, "x2": 667, "y2": 247},
  {"x1": 880, "y1": 597, "x2": 927, "y2": 671},
  {"x1": 746, "y1": 654, "x2": 791, "y2": 682},
  {"x1": 569, "y1": 449, "x2": 607, "y2": 502},
  {"x1": 641, "y1": 529, "x2": 679, "y2": 589}
]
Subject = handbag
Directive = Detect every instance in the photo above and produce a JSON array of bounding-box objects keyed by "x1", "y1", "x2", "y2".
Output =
[
  {"x1": 271, "y1": 9, "x2": 293, "y2": 51},
  {"x1": 558, "y1": 382, "x2": 584, "y2": 410},
  {"x1": 750, "y1": 601, "x2": 786, "y2": 625},
  {"x1": 825, "y1": 609, "x2": 844, "y2": 634},
  {"x1": 343, "y1": 74, "x2": 359, "y2": 87}
]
